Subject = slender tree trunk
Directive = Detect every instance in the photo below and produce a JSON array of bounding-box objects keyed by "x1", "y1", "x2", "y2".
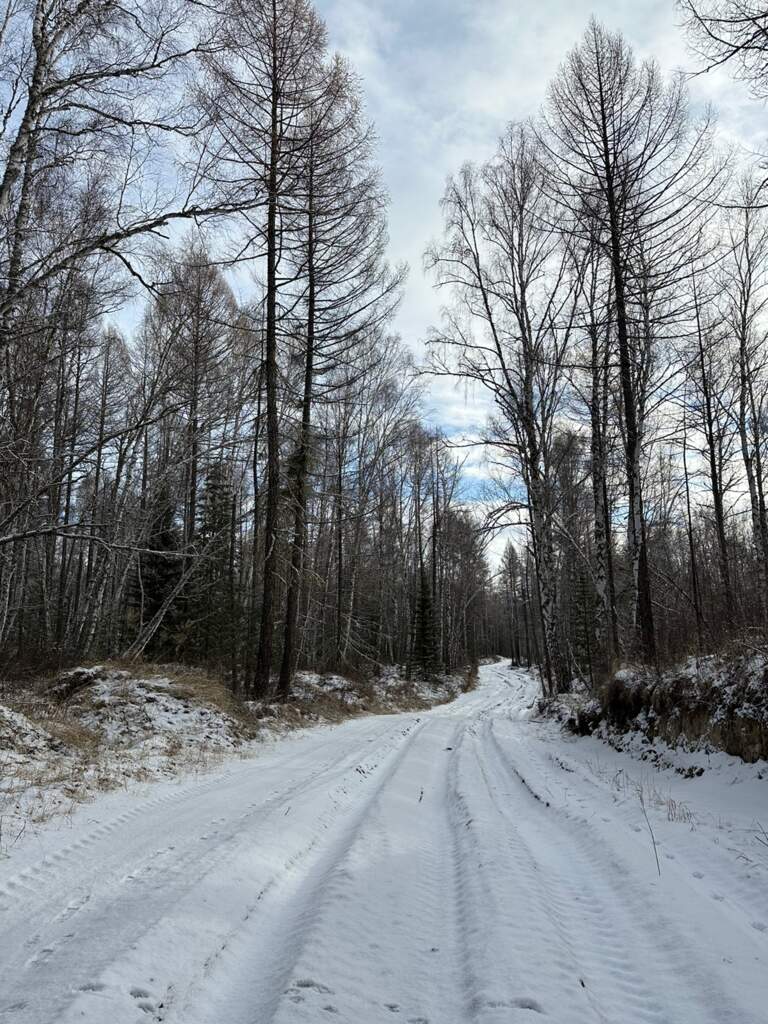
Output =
[
  {"x1": 694, "y1": 286, "x2": 733, "y2": 618},
  {"x1": 596, "y1": 65, "x2": 656, "y2": 665},
  {"x1": 683, "y1": 415, "x2": 704, "y2": 654},
  {"x1": 255, "y1": 22, "x2": 282, "y2": 697},
  {"x1": 278, "y1": 152, "x2": 316, "y2": 699}
]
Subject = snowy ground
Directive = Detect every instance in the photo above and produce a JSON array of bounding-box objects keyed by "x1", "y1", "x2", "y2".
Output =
[
  {"x1": 0, "y1": 661, "x2": 766, "y2": 1023},
  {"x1": 0, "y1": 664, "x2": 464, "y2": 839}
]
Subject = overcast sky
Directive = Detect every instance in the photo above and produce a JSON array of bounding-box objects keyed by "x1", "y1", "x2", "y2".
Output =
[{"x1": 315, "y1": 0, "x2": 763, "y2": 438}]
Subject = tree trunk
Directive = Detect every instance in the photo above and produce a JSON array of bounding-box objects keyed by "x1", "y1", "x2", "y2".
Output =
[{"x1": 255, "y1": 19, "x2": 282, "y2": 697}]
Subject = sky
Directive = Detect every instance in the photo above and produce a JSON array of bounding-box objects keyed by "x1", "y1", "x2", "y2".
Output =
[
  {"x1": 310, "y1": 0, "x2": 766, "y2": 564},
  {"x1": 315, "y1": 0, "x2": 763, "y2": 439}
]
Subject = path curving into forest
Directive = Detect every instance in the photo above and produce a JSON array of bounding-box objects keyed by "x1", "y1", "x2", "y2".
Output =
[{"x1": 1, "y1": 661, "x2": 766, "y2": 1023}]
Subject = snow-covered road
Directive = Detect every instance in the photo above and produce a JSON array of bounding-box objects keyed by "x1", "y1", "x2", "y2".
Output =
[{"x1": 1, "y1": 661, "x2": 766, "y2": 1023}]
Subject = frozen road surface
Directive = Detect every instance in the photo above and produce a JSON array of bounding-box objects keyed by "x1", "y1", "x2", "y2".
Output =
[{"x1": 1, "y1": 661, "x2": 766, "y2": 1023}]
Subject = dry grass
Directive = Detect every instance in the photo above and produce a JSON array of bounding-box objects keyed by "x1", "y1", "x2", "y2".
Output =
[
  {"x1": 585, "y1": 756, "x2": 698, "y2": 828},
  {"x1": 463, "y1": 665, "x2": 480, "y2": 693},
  {"x1": 252, "y1": 666, "x2": 470, "y2": 731},
  {"x1": 36, "y1": 714, "x2": 103, "y2": 755},
  {"x1": 257, "y1": 690, "x2": 368, "y2": 730},
  {"x1": 0, "y1": 660, "x2": 261, "y2": 837}
]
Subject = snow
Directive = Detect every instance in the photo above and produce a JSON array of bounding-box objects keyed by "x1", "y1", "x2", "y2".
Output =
[
  {"x1": 588, "y1": 654, "x2": 768, "y2": 762},
  {"x1": 0, "y1": 669, "x2": 257, "y2": 838},
  {"x1": 0, "y1": 663, "x2": 466, "y2": 847},
  {"x1": 76, "y1": 675, "x2": 246, "y2": 753},
  {"x1": 0, "y1": 660, "x2": 766, "y2": 1023}
]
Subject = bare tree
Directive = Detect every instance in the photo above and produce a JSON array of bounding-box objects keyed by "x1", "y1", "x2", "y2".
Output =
[
  {"x1": 276, "y1": 57, "x2": 403, "y2": 697},
  {"x1": 541, "y1": 18, "x2": 721, "y2": 664},
  {"x1": 0, "y1": 0, "x2": 240, "y2": 341},
  {"x1": 202, "y1": 0, "x2": 326, "y2": 695},
  {"x1": 427, "y1": 124, "x2": 579, "y2": 695},
  {"x1": 680, "y1": 1, "x2": 768, "y2": 98}
]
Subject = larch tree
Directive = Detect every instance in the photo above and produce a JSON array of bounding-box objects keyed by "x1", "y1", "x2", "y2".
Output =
[
  {"x1": 277, "y1": 56, "x2": 403, "y2": 697},
  {"x1": 201, "y1": 0, "x2": 327, "y2": 696},
  {"x1": 541, "y1": 19, "x2": 720, "y2": 665}
]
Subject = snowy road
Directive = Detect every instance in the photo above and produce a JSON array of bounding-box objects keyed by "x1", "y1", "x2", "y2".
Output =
[{"x1": 1, "y1": 661, "x2": 767, "y2": 1023}]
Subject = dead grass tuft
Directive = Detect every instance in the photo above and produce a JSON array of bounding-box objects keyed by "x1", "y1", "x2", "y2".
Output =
[
  {"x1": 36, "y1": 714, "x2": 103, "y2": 755},
  {"x1": 462, "y1": 665, "x2": 479, "y2": 693}
]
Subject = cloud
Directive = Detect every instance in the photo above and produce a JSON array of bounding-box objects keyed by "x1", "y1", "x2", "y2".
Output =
[
  {"x1": 421, "y1": 375, "x2": 492, "y2": 434},
  {"x1": 315, "y1": 0, "x2": 766, "y2": 559},
  {"x1": 317, "y1": 0, "x2": 762, "y2": 361}
]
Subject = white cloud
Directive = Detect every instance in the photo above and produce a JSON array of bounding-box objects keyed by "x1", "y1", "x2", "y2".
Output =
[
  {"x1": 315, "y1": 0, "x2": 767, "y2": 559},
  {"x1": 318, "y1": 0, "x2": 762, "y2": 371}
]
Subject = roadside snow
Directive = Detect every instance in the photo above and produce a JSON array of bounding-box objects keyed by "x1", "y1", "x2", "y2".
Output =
[
  {"x1": 578, "y1": 654, "x2": 768, "y2": 762},
  {"x1": 0, "y1": 661, "x2": 765, "y2": 1023},
  {"x1": 0, "y1": 670, "x2": 254, "y2": 854},
  {"x1": 76, "y1": 675, "x2": 245, "y2": 754},
  {"x1": 0, "y1": 664, "x2": 468, "y2": 853}
]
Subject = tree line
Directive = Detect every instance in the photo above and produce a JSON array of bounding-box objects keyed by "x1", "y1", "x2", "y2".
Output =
[
  {"x1": 0, "y1": 0, "x2": 496, "y2": 695},
  {"x1": 6, "y1": 0, "x2": 766, "y2": 701},
  {"x1": 429, "y1": 3, "x2": 768, "y2": 695}
]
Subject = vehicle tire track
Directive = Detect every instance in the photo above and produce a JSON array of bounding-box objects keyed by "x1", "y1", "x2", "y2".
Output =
[
  {"x1": 169, "y1": 717, "x2": 431, "y2": 1024},
  {"x1": 483, "y1": 715, "x2": 766, "y2": 1024},
  {"x1": 0, "y1": 718, "x2": 422, "y2": 1024}
]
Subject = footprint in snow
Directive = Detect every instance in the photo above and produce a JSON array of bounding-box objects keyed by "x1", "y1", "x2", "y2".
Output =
[
  {"x1": 130, "y1": 987, "x2": 157, "y2": 1016},
  {"x1": 693, "y1": 871, "x2": 704, "y2": 879},
  {"x1": 57, "y1": 894, "x2": 90, "y2": 921},
  {"x1": 295, "y1": 979, "x2": 333, "y2": 993},
  {"x1": 285, "y1": 978, "x2": 334, "y2": 1003},
  {"x1": 483, "y1": 998, "x2": 544, "y2": 1014},
  {"x1": 26, "y1": 945, "x2": 55, "y2": 967},
  {"x1": 751, "y1": 921, "x2": 767, "y2": 932},
  {"x1": 512, "y1": 998, "x2": 544, "y2": 1013}
]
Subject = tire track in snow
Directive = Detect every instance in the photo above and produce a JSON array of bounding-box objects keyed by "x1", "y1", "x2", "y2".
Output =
[
  {"x1": 0, "y1": 717, "x2": 421, "y2": 1023},
  {"x1": 169, "y1": 716, "x2": 431, "y2": 1024},
  {"x1": 441, "y1": 680, "x2": 752, "y2": 1024},
  {"x1": 3, "y1": 661, "x2": 765, "y2": 1024},
  {"x1": 473, "y1": 719, "x2": 670, "y2": 1023},
  {"x1": 264, "y1": 716, "x2": 468, "y2": 1024},
  {"x1": 0, "y1": 721, "x2": 386, "y2": 915},
  {"x1": 445, "y1": 718, "x2": 578, "y2": 1022},
  {"x1": 483, "y1": 713, "x2": 768, "y2": 1024}
]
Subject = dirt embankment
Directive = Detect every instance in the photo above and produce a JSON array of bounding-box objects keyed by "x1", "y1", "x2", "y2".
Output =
[{"x1": 568, "y1": 656, "x2": 768, "y2": 763}]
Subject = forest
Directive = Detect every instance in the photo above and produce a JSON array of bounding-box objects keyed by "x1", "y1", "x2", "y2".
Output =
[
  {"x1": 2, "y1": 7, "x2": 767, "y2": 1023},
  {"x1": 1, "y1": 0, "x2": 768, "y2": 701}
]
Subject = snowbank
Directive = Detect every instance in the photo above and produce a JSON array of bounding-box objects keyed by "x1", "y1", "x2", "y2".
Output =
[
  {"x1": 0, "y1": 666, "x2": 258, "y2": 846},
  {"x1": 561, "y1": 654, "x2": 768, "y2": 763},
  {"x1": 0, "y1": 662, "x2": 471, "y2": 851}
]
